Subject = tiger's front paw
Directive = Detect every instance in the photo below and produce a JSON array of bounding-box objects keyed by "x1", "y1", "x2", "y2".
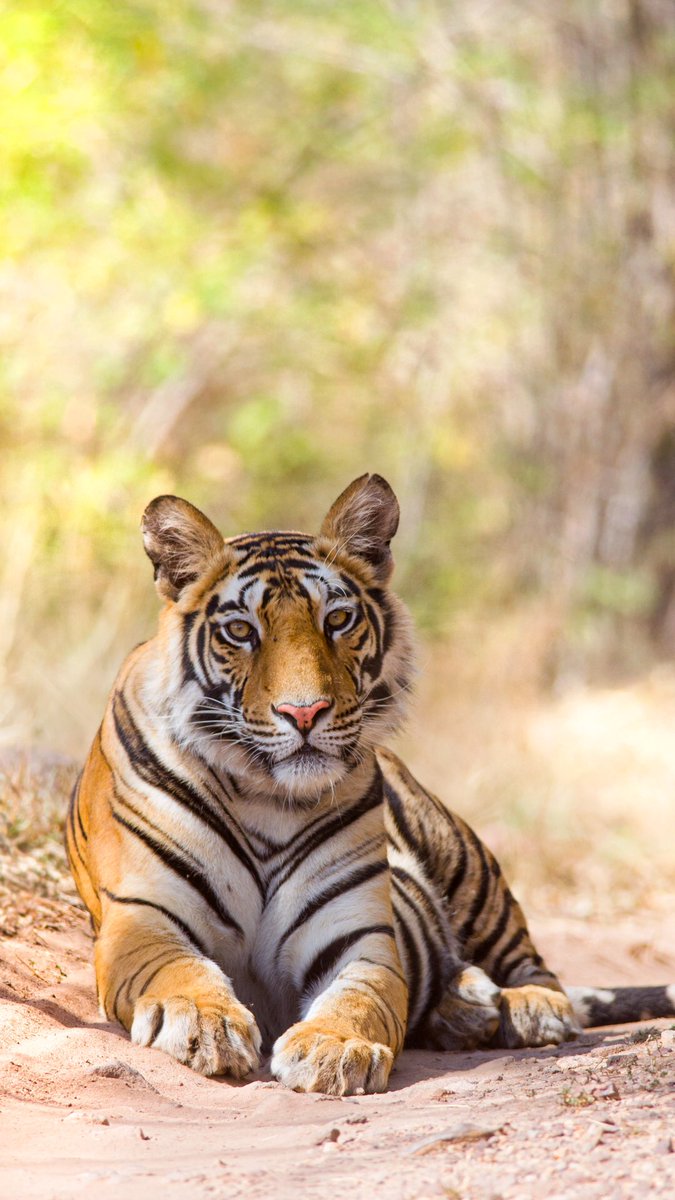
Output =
[
  {"x1": 131, "y1": 993, "x2": 261, "y2": 1078},
  {"x1": 498, "y1": 985, "x2": 581, "y2": 1048},
  {"x1": 271, "y1": 1021, "x2": 394, "y2": 1095}
]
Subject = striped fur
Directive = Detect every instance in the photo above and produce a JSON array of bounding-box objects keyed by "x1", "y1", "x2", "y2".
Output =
[{"x1": 67, "y1": 475, "x2": 675, "y2": 1095}]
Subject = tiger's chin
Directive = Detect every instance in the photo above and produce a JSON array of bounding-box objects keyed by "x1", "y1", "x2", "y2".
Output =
[{"x1": 271, "y1": 747, "x2": 349, "y2": 800}]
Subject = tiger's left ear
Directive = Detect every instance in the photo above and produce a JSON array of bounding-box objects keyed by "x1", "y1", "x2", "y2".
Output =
[
  {"x1": 142, "y1": 495, "x2": 225, "y2": 601},
  {"x1": 319, "y1": 473, "x2": 400, "y2": 583}
]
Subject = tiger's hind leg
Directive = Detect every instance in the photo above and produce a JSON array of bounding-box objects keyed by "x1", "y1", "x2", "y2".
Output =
[
  {"x1": 455, "y1": 891, "x2": 582, "y2": 1049},
  {"x1": 496, "y1": 984, "x2": 579, "y2": 1048},
  {"x1": 380, "y1": 748, "x2": 580, "y2": 1051},
  {"x1": 413, "y1": 968, "x2": 579, "y2": 1051},
  {"x1": 451, "y1": 869, "x2": 581, "y2": 1049},
  {"x1": 458, "y1": 866, "x2": 581, "y2": 1049},
  {"x1": 411, "y1": 964, "x2": 502, "y2": 1050}
]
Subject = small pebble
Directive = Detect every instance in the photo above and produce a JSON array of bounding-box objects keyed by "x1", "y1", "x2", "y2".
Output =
[
  {"x1": 605, "y1": 1052, "x2": 638, "y2": 1066},
  {"x1": 316, "y1": 1127, "x2": 340, "y2": 1146},
  {"x1": 64, "y1": 1111, "x2": 110, "y2": 1125}
]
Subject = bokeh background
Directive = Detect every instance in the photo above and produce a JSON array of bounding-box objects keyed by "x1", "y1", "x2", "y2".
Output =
[{"x1": 2, "y1": 0, "x2": 675, "y2": 915}]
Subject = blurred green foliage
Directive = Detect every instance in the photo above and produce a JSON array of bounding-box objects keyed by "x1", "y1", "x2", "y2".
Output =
[{"x1": 1, "y1": 0, "x2": 674, "y2": 751}]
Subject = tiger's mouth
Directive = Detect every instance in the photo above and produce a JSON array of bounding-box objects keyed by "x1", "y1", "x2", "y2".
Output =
[
  {"x1": 192, "y1": 713, "x2": 356, "y2": 798},
  {"x1": 270, "y1": 742, "x2": 349, "y2": 796},
  {"x1": 281, "y1": 743, "x2": 330, "y2": 762}
]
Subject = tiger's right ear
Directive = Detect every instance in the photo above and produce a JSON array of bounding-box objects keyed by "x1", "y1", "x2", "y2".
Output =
[{"x1": 141, "y1": 495, "x2": 225, "y2": 602}]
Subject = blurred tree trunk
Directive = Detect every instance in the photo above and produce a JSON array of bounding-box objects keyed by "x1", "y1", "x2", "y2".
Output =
[{"x1": 517, "y1": 0, "x2": 675, "y2": 678}]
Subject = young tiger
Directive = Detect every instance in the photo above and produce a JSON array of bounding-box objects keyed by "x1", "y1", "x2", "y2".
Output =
[{"x1": 67, "y1": 474, "x2": 675, "y2": 1095}]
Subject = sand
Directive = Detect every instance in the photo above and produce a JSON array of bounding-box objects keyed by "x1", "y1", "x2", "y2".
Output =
[{"x1": 1, "y1": 898, "x2": 674, "y2": 1199}]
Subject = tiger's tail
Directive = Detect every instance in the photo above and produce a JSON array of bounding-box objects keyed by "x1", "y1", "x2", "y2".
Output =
[{"x1": 566, "y1": 984, "x2": 675, "y2": 1028}]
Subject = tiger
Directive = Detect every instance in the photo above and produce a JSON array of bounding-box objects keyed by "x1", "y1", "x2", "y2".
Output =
[{"x1": 66, "y1": 473, "x2": 675, "y2": 1095}]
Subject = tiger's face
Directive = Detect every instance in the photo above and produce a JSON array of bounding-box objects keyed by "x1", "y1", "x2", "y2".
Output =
[{"x1": 142, "y1": 474, "x2": 415, "y2": 800}]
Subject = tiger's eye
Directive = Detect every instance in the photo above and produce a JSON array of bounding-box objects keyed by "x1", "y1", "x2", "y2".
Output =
[
  {"x1": 326, "y1": 609, "x2": 351, "y2": 631},
  {"x1": 225, "y1": 619, "x2": 255, "y2": 641}
]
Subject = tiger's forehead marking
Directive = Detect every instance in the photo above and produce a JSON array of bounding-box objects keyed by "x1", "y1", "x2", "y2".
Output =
[
  {"x1": 207, "y1": 531, "x2": 357, "y2": 615},
  {"x1": 226, "y1": 531, "x2": 316, "y2": 563}
]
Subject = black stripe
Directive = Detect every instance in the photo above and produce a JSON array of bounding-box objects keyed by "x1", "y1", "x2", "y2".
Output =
[
  {"x1": 237, "y1": 578, "x2": 261, "y2": 602},
  {"x1": 230, "y1": 534, "x2": 313, "y2": 555},
  {"x1": 469, "y1": 887, "x2": 514, "y2": 963},
  {"x1": 301, "y1": 924, "x2": 395, "y2": 996},
  {"x1": 112, "y1": 691, "x2": 264, "y2": 897},
  {"x1": 195, "y1": 621, "x2": 208, "y2": 679},
  {"x1": 444, "y1": 822, "x2": 469, "y2": 900},
  {"x1": 235, "y1": 561, "x2": 273, "y2": 580},
  {"x1": 381, "y1": 606, "x2": 395, "y2": 656},
  {"x1": 136, "y1": 957, "x2": 184, "y2": 1002},
  {"x1": 266, "y1": 772, "x2": 383, "y2": 896},
  {"x1": 198, "y1": 761, "x2": 260, "y2": 858},
  {"x1": 366, "y1": 589, "x2": 394, "y2": 657},
  {"x1": 109, "y1": 788, "x2": 203, "y2": 872},
  {"x1": 390, "y1": 865, "x2": 447, "y2": 945},
  {"x1": 360, "y1": 955, "x2": 408, "y2": 989},
  {"x1": 391, "y1": 876, "x2": 446, "y2": 1021},
  {"x1": 490, "y1": 926, "x2": 528, "y2": 985},
  {"x1": 277, "y1": 860, "x2": 388, "y2": 954},
  {"x1": 70, "y1": 772, "x2": 88, "y2": 844},
  {"x1": 66, "y1": 823, "x2": 86, "y2": 868},
  {"x1": 392, "y1": 905, "x2": 421, "y2": 1027},
  {"x1": 352, "y1": 968, "x2": 405, "y2": 1041},
  {"x1": 353, "y1": 627, "x2": 370, "y2": 652},
  {"x1": 181, "y1": 612, "x2": 199, "y2": 684},
  {"x1": 292, "y1": 577, "x2": 312, "y2": 603},
  {"x1": 214, "y1": 599, "x2": 250, "y2": 617},
  {"x1": 363, "y1": 601, "x2": 384, "y2": 669},
  {"x1": 101, "y1": 888, "x2": 208, "y2": 955},
  {"x1": 75, "y1": 798, "x2": 87, "y2": 844},
  {"x1": 390, "y1": 780, "x2": 469, "y2": 905},
  {"x1": 110, "y1": 811, "x2": 242, "y2": 936},
  {"x1": 271, "y1": 557, "x2": 320, "y2": 573},
  {"x1": 384, "y1": 779, "x2": 438, "y2": 882},
  {"x1": 456, "y1": 828, "x2": 491, "y2": 943},
  {"x1": 335, "y1": 573, "x2": 360, "y2": 596},
  {"x1": 113, "y1": 949, "x2": 176, "y2": 1019},
  {"x1": 383, "y1": 779, "x2": 416, "y2": 847},
  {"x1": 121, "y1": 953, "x2": 176, "y2": 1017},
  {"x1": 365, "y1": 682, "x2": 393, "y2": 709},
  {"x1": 344, "y1": 976, "x2": 400, "y2": 1048},
  {"x1": 66, "y1": 773, "x2": 84, "y2": 858}
]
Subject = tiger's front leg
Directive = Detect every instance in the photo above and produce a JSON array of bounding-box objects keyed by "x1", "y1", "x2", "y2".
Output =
[
  {"x1": 271, "y1": 927, "x2": 408, "y2": 1096},
  {"x1": 96, "y1": 902, "x2": 261, "y2": 1078}
]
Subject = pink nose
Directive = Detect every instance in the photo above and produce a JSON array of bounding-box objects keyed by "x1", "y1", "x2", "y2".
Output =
[{"x1": 275, "y1": 699, "x2": 331, "y2": 732}]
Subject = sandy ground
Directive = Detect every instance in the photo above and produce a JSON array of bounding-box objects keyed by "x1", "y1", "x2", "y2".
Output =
[{"x1": 1, "y1": 899, "x2": 674, "y2": 1200}]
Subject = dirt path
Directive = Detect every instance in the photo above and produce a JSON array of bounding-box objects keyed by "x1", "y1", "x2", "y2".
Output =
[{"x1": 1, "y1": 902, "x2": 674, "y2": 1200}]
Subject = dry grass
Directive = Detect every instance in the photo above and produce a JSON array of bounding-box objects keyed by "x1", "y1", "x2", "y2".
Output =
[{"x1": 0, "y1": 750, "x2": 79, "y2": 934}]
